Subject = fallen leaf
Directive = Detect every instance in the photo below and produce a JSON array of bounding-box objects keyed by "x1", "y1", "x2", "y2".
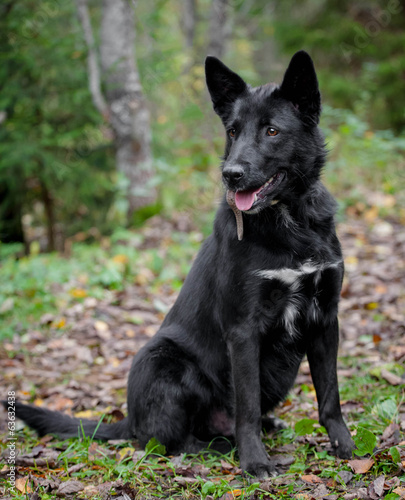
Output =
[
  {"x1": 373, "y1": 334, "x2": 382, "y2": 344},
  {"x1": 112, "y1": 254, "x2": 129, "y2": 265},
  {"x1": 70, "y1": 288, "x2": 87, "y2": 298},
  {"x1": 365, "y1": 302, "x2": 379, "y2": 310},
  {"x1": 364, "y1": 206, "x2": 379, "y2": 222},
  {"x1": 380, "y1": 369, "x2": 403, "y2": 386},
  {"x1": 219, "y1": 491, "x2": 242, "y2": 500},
  {"x1": 88, "y1": 442, "x2": 106, "y2": 461},
  {"x1": 74, "y1": 409, "x2": 98, "y2": 419},
  {"x1": 0, "y1": 297, "x2": 14, "y2": 313},
  {"x1": 220, "y1": 460, "x2": 234, "y2": 470},
  {"x1": 368, "y1": 474, "x2": 385, "y2": 499},
  {"x1": 57, "y1": 480, "x2": 85, "y2": 496},
  {"x1": 393, "y1": 486, "x2": 405, "y2": 498},
  {"x1": 117, "y1": 447, "x2": 135, "y2": 462},
  {"x1": 348, "y1": 458, "x2": 374, "y2": 474},
  {"x1": 301, "y1": 474, "x2": 323, "y2": 484},
  {"x1": 15, "y1": 477, "x2": 32, "y2": 493}
]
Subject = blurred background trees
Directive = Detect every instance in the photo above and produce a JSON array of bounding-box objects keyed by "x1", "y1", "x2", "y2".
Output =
[{"x1": 0, "y1": 0, "x2": 404, "y2": 252}]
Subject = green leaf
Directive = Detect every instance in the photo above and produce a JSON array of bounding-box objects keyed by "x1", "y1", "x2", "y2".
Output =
[
  {"x1": 389, "y1": 446, "x2": 401, "y2": 463},
  {"x1": 201, "y1": 481, "x2": 216, "y2": 495},
  {"x1": 371, "y1": 397, "x2": 398, "y2": 422},
  {"x1": 384, "y1": 494, "x2": 400, "y2": 500},
  {"x1": 353, "y1": 426, "x2": 377, "y2": 457},
  {"x1": 295, "y1": 418, "x2": 318, "y2": 436},
  {"x1": 145, "y1": 437, "x2": 166, "y2": 456}
]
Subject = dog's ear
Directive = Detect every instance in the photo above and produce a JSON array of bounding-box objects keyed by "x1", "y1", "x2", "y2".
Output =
[
  {"x1": 205, "y1": 56, "x2": 247, "y2": 118},
  {"x1": 278, "y1": 51, "x2": 321, "y2": 126}
]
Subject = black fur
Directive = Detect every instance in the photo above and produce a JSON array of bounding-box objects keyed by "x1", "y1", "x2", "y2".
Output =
[{"x1": 7, "y1": 51, "x2": 355, "y2": 478}]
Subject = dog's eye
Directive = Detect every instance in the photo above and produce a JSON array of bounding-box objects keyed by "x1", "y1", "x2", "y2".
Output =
[
  {"x1": 267, "y1": 128, "x2": 279, "y2": 137},
  {"x1": 229, "y1": 129, "x2": 236, "y2": 138}
]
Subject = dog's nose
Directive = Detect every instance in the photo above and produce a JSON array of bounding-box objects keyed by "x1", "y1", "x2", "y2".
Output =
[{"x1": 222, "y1": 165, "x2": 245, "y2": 186}]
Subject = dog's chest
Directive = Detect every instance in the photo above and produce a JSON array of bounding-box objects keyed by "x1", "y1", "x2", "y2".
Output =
[{"x1": 254, "y1": 260, "x2": 342, "y2": 336}]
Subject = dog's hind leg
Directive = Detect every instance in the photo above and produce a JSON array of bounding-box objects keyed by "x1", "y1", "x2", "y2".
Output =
[{"x1": 127, "y1": 336, "x2": 212, "y2": 455}]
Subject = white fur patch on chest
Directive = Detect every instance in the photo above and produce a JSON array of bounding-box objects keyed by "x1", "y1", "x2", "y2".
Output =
[{"x1": 255, "y1": 260, "x2": 341, "y2": 336}]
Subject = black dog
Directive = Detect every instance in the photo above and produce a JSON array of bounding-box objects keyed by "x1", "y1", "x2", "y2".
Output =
[{"x1": 9, "y1": 51, "x2": 355, "y2": 478}]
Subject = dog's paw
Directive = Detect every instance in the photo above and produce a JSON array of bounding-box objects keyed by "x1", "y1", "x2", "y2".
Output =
[
  {"x1": 242, "y1": 461, "x2": 278, "y2": 480},
  {"x1": 330, "y1": 437, "x2": 356, "y2": 459}
]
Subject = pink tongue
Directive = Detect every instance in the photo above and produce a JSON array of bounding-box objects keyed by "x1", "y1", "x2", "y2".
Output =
[{"x1": 235, "y1": 188, "x2": 261, "y2": 211}]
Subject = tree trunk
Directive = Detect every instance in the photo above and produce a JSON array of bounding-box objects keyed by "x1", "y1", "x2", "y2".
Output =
[
  {"x1": 207, "y1": 0, "x2": 230, "y2": 59},
  {"x1": 0, "y1": 184, "x2": 25, "y2": 245},
  {"x1": 182, "y1": 0, "x2": 196, "y2": 50},
  {"x1": 40, "y1": 180, "x2": 56, "y2": 252},
  {"x1": 100, "y1": 0, "x2": 155, "y2": 220}
]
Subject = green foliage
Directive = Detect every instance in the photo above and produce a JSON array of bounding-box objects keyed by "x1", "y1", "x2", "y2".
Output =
[
  {"x1": 0, "y1": 1, "x2": 116, "y2": 242},
  {"x1": 0, "y1": 229, "x2": 201, "y2": 340},
  {"x1": 271, "y1": 0, "x2": 405, "y2": 132},
  {"x1": 294, "y1": 418, "x2": 318, "y2": 436},
  {"x1": 353, "y1": 426, "x2": 377, "y2": 456},
  {"x1": 145, "y1": 437, "x2": 166, "y2": 456},
  {"x1": 1, "y1": 0, "x2": 405, "y2": 247},
  {"x1": 390, "y1": 445, "x2": 401, "y2": 463}
]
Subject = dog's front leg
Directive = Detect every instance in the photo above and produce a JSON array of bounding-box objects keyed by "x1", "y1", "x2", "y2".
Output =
[
  {"x1": 228, "y1": 335, "x2": 276, "y2": 478},
  {"x1": 307, "y1": 318, "x2": 355, "y2": 458}
]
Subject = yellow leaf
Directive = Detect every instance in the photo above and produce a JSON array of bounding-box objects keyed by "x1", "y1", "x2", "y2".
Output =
[
  {"x1": 112, "y1": 254, "x2": 129, "y2": 265},
  {"x1": 53, "y1": 317, "x2": 66, "y2": 329},
  {"x1": 70, "y1": 288, "x2": 87, "y2": 298},
  {"x1": 365, "y1": 302, "x2": 379, "y2": 310},
  {"x1": 364, "y1": 206, "x2": 379, "y2": 222},
  {"x1": 118, "y1": 447, "x2": 135, "y2": 462},
  {"x1": 231, "y1": 489, "x2": 242, "y2": 497},
  {"x1": 33, "y1": 398, "x2": 44, "y2": 406},
  {"x1": 74, "y1": 409, "x2": 98, "y2": 419},
  {"x1": 108, "y1": 357, "x2": 120, "y2": 368},
  {"x1": 393, "y1": 486, "x2": 405, "y2": 496},
  {"x1": 345, "y1": 256, "x2": 358, "y2": 265},
  {"x1": 135, "y1": 268, "x2": 154, "y2": 285}
]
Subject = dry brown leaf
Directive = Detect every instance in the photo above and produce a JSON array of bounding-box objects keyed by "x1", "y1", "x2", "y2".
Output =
[
  {"x1": 301, "y1": 473, "x2": 323, "y2": 484},
  {"x1": 380, "y1": 369, "x2": 403, "y2": 386},
  {"x1": 57, "y1": 480, "x2": 85, "y2": 496},
  {"x1": 15, "y1": 477, "x2": 32, "y2": 493},
  {"x1": 348, "y1": 458, "x2": 374, "y2": 474},
  {"x1": 368, "y1": 475, "x2": 385, "y2": 498},
  {"x1": 393, "y1": 486, "x2": 405, "y2": 498}
]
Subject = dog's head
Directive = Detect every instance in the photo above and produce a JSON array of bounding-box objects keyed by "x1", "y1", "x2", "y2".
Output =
[{"x1": 205, "y1": 51, "x2": 325, "y2": 214}]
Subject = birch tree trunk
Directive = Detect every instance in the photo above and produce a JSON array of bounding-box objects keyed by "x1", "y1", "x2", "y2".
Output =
[
  {"x1": 207, "y1": 0, "x2": 230, "y2": 59},
  {"x1": 182, "y1": 0, "x2": 196, "y2": 50},
  {"x1": 100, "y1": 0, "x2": 155, "y2": 218}
]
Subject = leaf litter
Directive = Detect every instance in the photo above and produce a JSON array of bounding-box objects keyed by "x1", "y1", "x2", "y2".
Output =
[{"x1": 0, "y1": 211, "x2": 404, "y2": 499}]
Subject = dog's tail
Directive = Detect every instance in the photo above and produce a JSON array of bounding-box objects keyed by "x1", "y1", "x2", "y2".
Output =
[{"x1": 4, "y1": 401, "x2": 131, "y2": 441}]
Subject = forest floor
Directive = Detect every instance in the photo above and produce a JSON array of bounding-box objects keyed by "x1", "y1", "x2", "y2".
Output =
[{"x1": 0, "y1": 206, "x2": 404, "y2": 499}]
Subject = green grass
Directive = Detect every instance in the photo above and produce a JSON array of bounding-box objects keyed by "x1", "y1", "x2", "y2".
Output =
[
  {"x1": 2, "y1": 365, "x2": 403, "y2": 499},
  {"x1": 0, "y1": 229, "x2": 202, "y2": 341}
]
